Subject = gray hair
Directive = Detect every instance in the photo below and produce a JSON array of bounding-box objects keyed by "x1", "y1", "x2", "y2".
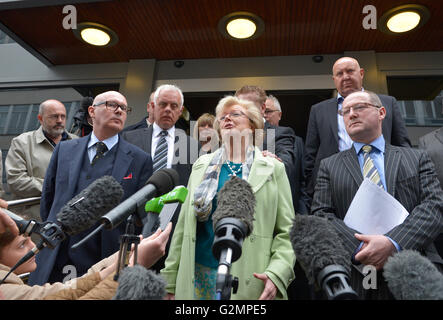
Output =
[
  {"x1": 153, "y1": 84, "x2": 184, "y2": 107},
  {"x1": 267, "y1": 95, "x2": 281, "y2": 112}
]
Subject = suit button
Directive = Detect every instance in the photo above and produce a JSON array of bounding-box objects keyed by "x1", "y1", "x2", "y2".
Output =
[{"x1": 250, "y1": 236, "x2": 255, "y2": 242}]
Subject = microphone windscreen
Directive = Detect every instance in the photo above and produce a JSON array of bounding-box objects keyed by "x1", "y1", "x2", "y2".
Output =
[
  {"x1": 113, "y1": 265, "x2": 167, "y2": 300},
  {"x1": 290, "y1": 215, "x2": 350, "y2": 284},
  {"x1": 146, "y1": 168, "x2": 179, "y2": 196},
  {"x1": 57, "y1": 175, "x2": 124, "y2": 235},
  {"x1": 212, "y1": 176, "x2": 255, "y2": 236},
  {"x1": 383, "y1": 250, "x2": 443, "y2": 300}
]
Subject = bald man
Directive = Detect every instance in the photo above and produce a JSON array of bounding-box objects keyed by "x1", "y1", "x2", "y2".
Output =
[
  {"x1": 28, "y1": 91, "x2": 153, "y2": 286},
  {"x1": 122, "y1": 91, "x2": 156, "y2": 132},
  {"x1": 304, "y1": 57, "x2": 411, "y2": 203},
  {"x1": 5, "y1": 99, "x2": 77, "y2": 224}
]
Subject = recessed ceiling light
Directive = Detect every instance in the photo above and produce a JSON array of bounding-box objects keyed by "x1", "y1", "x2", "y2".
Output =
[
  {"x1": 218, "y1": 12, "x2": 264, "y2": 40},
  {"x1": 379, "y1": 4, "x2": 430, "y2": 34},
  {"x1": 73, "y1": 22, "x2": 118, "y2": 47}
]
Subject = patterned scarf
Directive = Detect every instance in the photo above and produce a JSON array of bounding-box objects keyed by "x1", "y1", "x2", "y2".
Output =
[{"x1": 193, "y1": 144, "x2": 255, "y2": 222}]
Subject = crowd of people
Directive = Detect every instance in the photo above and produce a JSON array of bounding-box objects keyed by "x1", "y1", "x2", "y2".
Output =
[{"x1": 0, "y1": 56, "x2": 441, "y2": 300}]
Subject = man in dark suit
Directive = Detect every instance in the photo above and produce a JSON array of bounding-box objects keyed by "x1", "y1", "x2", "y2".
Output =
[
  {"x1": 28, "y1": 91, "x2": 153, "y2": 285},
  {"x1": 311, "y1": 90, "x2": 443, "y2": 299},
  {"x1": 304, "y1": 57, "x2": 411, "y2": 203},
  {"x1": 122, "y1": 91, "x2": 155, "y2": 133}
]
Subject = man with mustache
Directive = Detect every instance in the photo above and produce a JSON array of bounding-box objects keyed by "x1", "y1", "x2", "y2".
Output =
[
  {"x1": 28, "y1": 91, "x2": 153, "y2": 285},
  {"x1": 304, "y1": 57, "x2": 411, "y2": 205},
  {"x1": 5, "y1": 100, "x2": 77, "y2": 226}
]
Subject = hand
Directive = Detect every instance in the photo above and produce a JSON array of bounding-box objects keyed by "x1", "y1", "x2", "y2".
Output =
[
  {"x1": 261, "y1": 150, "x2": 282, "y2": 162},
  {"x1": 165, "y1": 293, "x2": 175, "y2": 300},
  {"x1": 0, "y1": 198, "x2": 8, "y2": 209},
  {"x1": 354, "y1": 234, "x2": 396, "y2": 270},
  {"x1": 0, "y1": 210, "x2": 18, "y2": 235},
  {"x1": 130, "y1": 222, "x2": 173, "y2": 268},
  {"x1": 253, "y1": 273, "x2": 277, "y2": 300}
]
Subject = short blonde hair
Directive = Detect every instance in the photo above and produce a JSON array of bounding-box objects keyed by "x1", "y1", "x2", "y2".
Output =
[
  {"x1": 213, "y1": 96, "x2": 264, "y2": 147},
  {"x1": 192, "y1": 113, "x2": 216, "y2": 140}
]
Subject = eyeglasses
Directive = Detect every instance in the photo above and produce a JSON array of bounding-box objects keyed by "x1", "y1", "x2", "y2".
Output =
[
  {"x1": 338, "y1": 103, "x2": 380, "y2": 117},
  {"x1": 218, "y1": 111, "x2": 248, "y2": 122},
  {"x1": 93, "y1": 101, "x2": 132, "y2": 113},
  {"x1": 264, "y1": 109, "x2": 279, "y2": 115}
]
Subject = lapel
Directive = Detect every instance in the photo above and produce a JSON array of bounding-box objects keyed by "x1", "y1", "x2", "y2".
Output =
[
  {"x1": 342, "y1": 148, "x2": 363, "y2": 187},
  {"x1": 384, "y1": 144, "x2": 401, "y2": 196},
  {"x1": 144, "y1": 126, "x2": 153, "y2": 156},
  {"x1": 111, "y1": 136, "x2": 134, "y2": 183},
  {"x1": 325, "y1": 99, "x2": 339, "y2": 146},
  {"x1": 67, "y1": 135, "x2": 89, "y2": 196},
  {"x1": 248, "y1": 147, "x2": 275, "y2": 194}
]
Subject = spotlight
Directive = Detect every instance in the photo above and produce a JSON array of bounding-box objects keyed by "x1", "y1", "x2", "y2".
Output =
[{"x1": 378, "y1": 4, "x2": 430, "y2": 34}]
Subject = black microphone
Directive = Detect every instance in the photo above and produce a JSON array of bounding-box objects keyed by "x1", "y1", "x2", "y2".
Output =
[
  {"x1": 112, "y1": 265, "x2": 167, "y2": 300},
  {"x1": 0, "y1": 176, "x2": 124, "y2": 285},
  {"x1": 99, "y1": 168, "x2": 179, "y2": 230},
  {"x1": 211, "y1": 176, "x2": 256, "y2": 300},
  {"x1": 290, "y1": 215, "x2": 359, "y2": 300},
  {"x1": 383, "y1": 250, "x2": 443, "y2": 300}
]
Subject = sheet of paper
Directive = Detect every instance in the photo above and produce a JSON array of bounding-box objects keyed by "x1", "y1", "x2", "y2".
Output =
[{"x1": 343, "y1": 178, "x2": 409, "y2": 235}]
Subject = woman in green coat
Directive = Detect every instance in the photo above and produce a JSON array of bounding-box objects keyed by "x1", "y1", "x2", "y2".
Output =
[{"x1": 161, "y1": 95, "x2": 296, "y2": 300}]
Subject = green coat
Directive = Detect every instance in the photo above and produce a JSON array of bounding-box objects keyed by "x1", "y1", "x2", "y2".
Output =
[{"x1": 161, "y1": 147, "x2": 296, "y2": 300}]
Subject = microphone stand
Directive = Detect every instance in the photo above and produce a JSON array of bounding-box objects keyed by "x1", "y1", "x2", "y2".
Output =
[{"x1": 114, "y1": 215, "x2": 140, "y2": 281}]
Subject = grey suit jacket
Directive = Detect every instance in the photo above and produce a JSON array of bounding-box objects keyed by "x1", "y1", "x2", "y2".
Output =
[
  {"x1": 304, "y1": 94, "x2": 411, "y2": 201},
  {"x1": 311, "y1": 144, "x2": 443, "y2": 298},
  {"x1": 419, "y1": 127, "x2": 443, "y2": 188}
]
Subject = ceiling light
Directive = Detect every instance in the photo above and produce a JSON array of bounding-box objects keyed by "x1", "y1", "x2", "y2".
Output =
[
  {"x1": 218, "y1": 12, "x2": 264, "y2": 40},
  {"x1": 73, "y1": 22, "x2": 119, "y2": 47},
  {"x1": 379, "y1": 4, "x2": 430, "y2": 34}
]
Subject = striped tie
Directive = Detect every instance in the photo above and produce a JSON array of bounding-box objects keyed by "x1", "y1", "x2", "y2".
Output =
[
  {"x1": 153, "y1": 130, "x2": 168, "y2": 172},
  {"x1": 362, "y1": 145, "x2": 384, "y2": 189},
  {"x1": 91, "y1": 142, "x2": 108, "y2": 165}
]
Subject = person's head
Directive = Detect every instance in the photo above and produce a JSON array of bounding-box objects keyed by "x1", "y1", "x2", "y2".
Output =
[
  {"x1": 342, "y1": 90, "x2": 386, "y2": 144},
  {"x1": 89, "y1": 91, "x2": 130, "y2": 140},
  {"x1": 38, "y1": 99, "x2": 67, "y2": 139},
  {"x1": 214, "y1": 96, "x2": 263, "y2": 147},
  {"x1": 264, "y1": 95, "x2": 282, "y2": 126},
  {"x1": 0, "y1": 229, "x2": 37, "y2": 275},
  {"x1": 235, "y1": 85, "x2": 267, "y2": 117},
  {"x1": 193, "y1": 113, "x2": 217, "y2": 146},
  {"x1": 153, "y1": 85, "x2": 184, "y2": 130},
  {"x1": 332, "y1": 57, "x2": 365, "y2": 98},
  {"x1": 147, "y1": 91, "x2": 155, "y2": 124}
]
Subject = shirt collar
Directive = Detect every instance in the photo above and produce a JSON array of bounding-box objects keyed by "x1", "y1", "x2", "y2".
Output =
[
  {"x1": 153, "y1": 122, "x2": 175, "y2": 138},
  {"x1": 353, "y1": 134, "x2": 385, "y2": 155},
  {"x1": 88, "y1": 132, "x2": 119, "y2": 150}
]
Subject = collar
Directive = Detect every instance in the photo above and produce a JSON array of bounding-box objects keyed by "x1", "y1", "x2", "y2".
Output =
[
  {"x1": 353, "y1": 134, "x2": 385, "y2": 155},
  {"x1": 88, "y1": 132, "x2": 119, "y2": 150},
  {"x1": 153, "y1": 122, "x2": 175, "y2": 138}
]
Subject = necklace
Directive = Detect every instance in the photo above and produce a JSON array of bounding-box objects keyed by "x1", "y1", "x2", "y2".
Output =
[{"x1": 225, "y1": 160, "x2": 242, "y2": 177}]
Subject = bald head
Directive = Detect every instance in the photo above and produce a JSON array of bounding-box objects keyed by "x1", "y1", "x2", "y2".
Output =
[
  {"x1": 92, "y1": 91, "x2": 127, "y2": 107},
  {"x1": 332, "y1": 57, "x2": 364, "y2": 98}
]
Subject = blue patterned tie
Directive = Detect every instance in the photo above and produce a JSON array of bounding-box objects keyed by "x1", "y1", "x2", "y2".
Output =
[
  {"x1": 153, "y1": 130, "x2": 168, "y2": 172},
  {"x1": 362, "y1": 145, "x2": 384, "y2": 189},
  {"x1": 91, "y1": 142, "x2": 108, "y2": 165}
]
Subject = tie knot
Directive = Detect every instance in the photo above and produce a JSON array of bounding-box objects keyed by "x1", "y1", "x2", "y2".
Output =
[
  {"x1": 96, "y1": 141, "x2": 108, "y2": 153},
  {"x1": 362, "y1": 145, "x2": 372, "y2": 154},
  {"x1": 159, "y1": 130, "x2": 168, "y2": 137}
]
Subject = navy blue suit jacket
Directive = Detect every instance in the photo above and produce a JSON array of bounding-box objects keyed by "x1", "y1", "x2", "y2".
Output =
[{"x1": 28, "y1": 134, "x2": 153, "y2": 285}]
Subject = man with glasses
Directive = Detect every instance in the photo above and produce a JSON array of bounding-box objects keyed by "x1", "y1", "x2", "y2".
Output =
[
  {"x1": 304, "y1": 57, "x2": 411, "y2": 205},
  {"x1": 5, "y1": 100, "x2": 77, "y2": 231},
  {"x1": 311, "y1": 90, "x2": 442, "y2": 299},
  {"x1": 264, "y1": 95, "x2": 282, "y2": 126},
  {"x1": 28, "y1": 91, "x2": 153, "y2": 286}
]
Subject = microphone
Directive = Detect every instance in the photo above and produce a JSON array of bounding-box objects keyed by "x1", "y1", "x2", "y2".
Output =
[
  {"x1": 99, "y1": 168, "x2": 179, "y2": 230},
  {"x1": 211, "y1": 176, "x2": 256, "y2": 300},
  {"x1": 112, "y1": 265, "x2": 167, "y2": 300},
  {"x1": 71, "y1": 168, "x2": 179, "y2": 250},
  {"x1": 0, "y1": 176, "x2": 124, "y2": 285},
  {"x1": 142, "y1": 185, "x2": 188, "y2": 238},
  {"x1": 290, "y1": 215, "x2": 359, "y2": 300},
  {"x1": 2, "y1": 209, "x2": 40, "y2": 237},
  {"x1": 383, "y1": 250, "x2": 443, "y2": 300},
  {"x1": 6, "y1": 197, "x2": 41, "y2": 209}
]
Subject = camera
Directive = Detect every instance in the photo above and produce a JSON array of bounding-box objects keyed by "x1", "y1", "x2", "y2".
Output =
[
  {"x1": 312, "y1": 55, "x2": 324, "y2": 63},
  {"x1": 174, "y1": 60, "x2": 184, "y2": 68}
]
